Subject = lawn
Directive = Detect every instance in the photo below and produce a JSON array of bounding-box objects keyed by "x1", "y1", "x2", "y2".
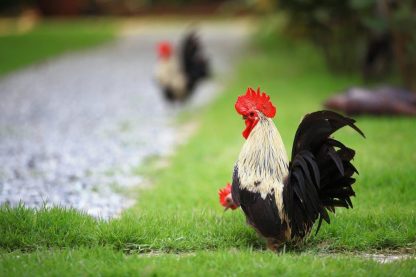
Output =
[
  {"x1": 0, "y1": 19, "x2": 115, "y2": 76},
  {"x1": 0, "y1": 18, "x2": 415, "y2": 276}
]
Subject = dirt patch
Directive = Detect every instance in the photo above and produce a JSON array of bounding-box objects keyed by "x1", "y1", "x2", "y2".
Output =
[{"x1": 362, "y1": 253, "x2": 415, "y2": 264}]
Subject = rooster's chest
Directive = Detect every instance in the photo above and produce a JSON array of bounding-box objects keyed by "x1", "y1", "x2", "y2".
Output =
[{"x1": 232, "y1": 165, "x2": 289, "y2": 240}]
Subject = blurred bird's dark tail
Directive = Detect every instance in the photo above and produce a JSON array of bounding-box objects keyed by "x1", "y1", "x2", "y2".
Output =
[{"x1": 180, "y1": 31, "x2": 210, "y2": 95}]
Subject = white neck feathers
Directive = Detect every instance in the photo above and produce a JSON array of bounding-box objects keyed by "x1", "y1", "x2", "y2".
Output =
[{"x1": 236, "y1": 116, "x2": 289, "y2": 197}]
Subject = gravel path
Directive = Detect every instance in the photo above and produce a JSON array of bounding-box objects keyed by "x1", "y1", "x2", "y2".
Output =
[{"x1": 0, "y1": 21, "x2": 248, "y2": 219}]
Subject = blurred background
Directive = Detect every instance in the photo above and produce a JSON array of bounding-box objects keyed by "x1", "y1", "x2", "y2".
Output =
[
  {"x1": 1, "y1": 0, "x2": 415, "y2": 89},
  {"x1": 0, "y1": 0, "x2": 415, "y2": 219}
]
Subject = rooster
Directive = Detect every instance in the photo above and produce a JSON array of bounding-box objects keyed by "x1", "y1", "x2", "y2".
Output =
[
  {"x1": 154, "y1": 31, "x2": 210, "y2": 102},
  {"x1": 219, "y1": 87, "x2": 364, "y2": 251}
]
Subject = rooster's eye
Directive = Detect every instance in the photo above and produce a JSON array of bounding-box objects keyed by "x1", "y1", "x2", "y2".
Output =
[{"x1": 249, "y1": 112, "x2": 255, "y2": 117}]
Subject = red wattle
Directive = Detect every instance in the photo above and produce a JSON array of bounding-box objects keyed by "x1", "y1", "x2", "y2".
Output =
[{"x1": 242, "y1": 118, "x2": 259, "y2": 139}]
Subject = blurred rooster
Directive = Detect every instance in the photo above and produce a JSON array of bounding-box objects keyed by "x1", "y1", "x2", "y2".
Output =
[
  {"x1": 154, "y1": 31, "x2": 210, "y2": 102},
  {"x1": 219, "y1": 87, "x2": 364, "y2": 250}
]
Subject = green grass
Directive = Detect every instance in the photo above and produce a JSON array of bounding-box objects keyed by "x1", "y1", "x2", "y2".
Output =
[
  {"x1": 1, "y1": 248, "x2": 415, "y2": 276},
  {"x1": 1, "y1": 17, "x2": 415, "y2": 275},
  {"x1": 0, "y1": 19, "x2": 116, "y2": 76}
]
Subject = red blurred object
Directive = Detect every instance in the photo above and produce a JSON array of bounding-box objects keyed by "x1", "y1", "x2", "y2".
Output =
[
  {"x1": 218, "y1": 183, "x2": 238, "y2": 210},
  {"x1": 157, "y1": 41, "x2": 173, "y2": 59}
]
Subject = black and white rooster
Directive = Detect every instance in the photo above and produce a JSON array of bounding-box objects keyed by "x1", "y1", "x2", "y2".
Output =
[
  {"x1": 154, "y1": 31, "x2": 210, "y2": 102},
  {"x1": 219, "y1": 87, "x2": 365, "y2": 250}
]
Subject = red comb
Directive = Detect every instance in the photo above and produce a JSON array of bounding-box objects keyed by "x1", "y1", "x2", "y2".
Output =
[
  {"x1": 157, "y1": 41, "x2": 172, "y2": 58},
  {"x1": 218, "y1": 183, "x2": 238, "y2": 210},
  {"x1": 235, "y1": 87, "x2": 276, "y2": 118},
  {"x1": 219, "y1": 183, "x2": 232, "y2": 206}
]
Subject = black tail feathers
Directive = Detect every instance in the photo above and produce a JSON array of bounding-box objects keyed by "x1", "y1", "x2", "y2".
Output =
[
  {"x1": 285, "y1": 110, "x2": 364, "y2": 238},
  {"x1": 180, "y1": 31, "x2": 210, "y2": 95}
]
